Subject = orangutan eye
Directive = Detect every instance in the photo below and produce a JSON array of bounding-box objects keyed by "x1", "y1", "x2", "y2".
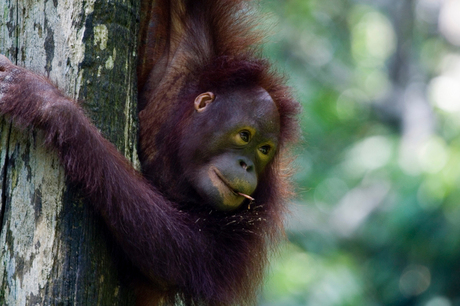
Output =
[
  {"x1": 259, "y1": 145, "x2": 271, "y2": 155},
  {"x1": 239, "y1": 131, "x2": 250, "y2": 143}
]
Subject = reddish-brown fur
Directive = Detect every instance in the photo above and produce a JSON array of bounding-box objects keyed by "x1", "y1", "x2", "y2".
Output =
[{"x1": 0, "y1": 0, "x2": 300, "y2": 305}]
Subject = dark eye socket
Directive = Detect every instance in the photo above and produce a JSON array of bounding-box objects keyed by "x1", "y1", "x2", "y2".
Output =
[
  {"x1": 259, "y1": 145, "x2": 271, "y2": 155},
  {"x1": 239, "y1": 131, "x2": 250, "y2": 142}
]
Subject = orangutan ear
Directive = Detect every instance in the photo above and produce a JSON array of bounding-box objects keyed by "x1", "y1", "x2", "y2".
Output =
[{"x1": 194, "y1": 92, "x2": 215, "y2": 112}]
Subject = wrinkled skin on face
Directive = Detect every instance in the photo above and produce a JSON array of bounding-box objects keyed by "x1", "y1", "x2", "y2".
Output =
[{"x1": 180, "y1": 87, "x2": 280, "y2": 211}]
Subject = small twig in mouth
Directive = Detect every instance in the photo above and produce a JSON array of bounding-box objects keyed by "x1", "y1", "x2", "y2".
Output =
[
  {"x1": 237, "y1": 192, "x2": 255, "y2": 209},
  {"x1": 237, "y1": 192, "x2": 255, "y2": 201}
]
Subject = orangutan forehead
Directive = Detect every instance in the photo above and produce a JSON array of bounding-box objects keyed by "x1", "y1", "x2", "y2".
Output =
[{"x1": 209, "y1": 87, "x2": 280, "y2": 139}]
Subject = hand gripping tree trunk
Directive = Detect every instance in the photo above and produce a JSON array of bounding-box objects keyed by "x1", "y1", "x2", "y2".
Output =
[{"x1": 0, "y1": 0, "x2": 139, "y2": 304}]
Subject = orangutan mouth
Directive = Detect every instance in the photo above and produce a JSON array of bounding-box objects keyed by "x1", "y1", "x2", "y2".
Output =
[{"x1": 212, "y1": 168, "x2": 254, "y2": 201}]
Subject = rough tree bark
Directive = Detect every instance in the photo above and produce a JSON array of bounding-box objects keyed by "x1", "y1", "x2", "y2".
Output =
[{"x1": 0, "y1": 0, "x2": 139, "y2": 304}]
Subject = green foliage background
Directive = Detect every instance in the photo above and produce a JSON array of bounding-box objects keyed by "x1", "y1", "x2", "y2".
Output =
[{"x1": 259, "y1": 0, "x2": 460, "y2": 305}]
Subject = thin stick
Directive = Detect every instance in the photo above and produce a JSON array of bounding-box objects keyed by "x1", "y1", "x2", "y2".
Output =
[{"x1": 237, "y1": 192, "x2": 254, "y2": 201}]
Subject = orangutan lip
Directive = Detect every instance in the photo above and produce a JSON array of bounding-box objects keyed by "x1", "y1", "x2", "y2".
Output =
[
  {"x1": 212, "y1": 167, "x2": 238, "y2": 194},
  {"x1": 212, "y1": 167, "x2": 254, "y2": 200}
]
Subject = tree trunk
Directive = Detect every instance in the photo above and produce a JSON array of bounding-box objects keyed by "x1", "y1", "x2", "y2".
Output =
[{"x1": 0, "y1": 0, "x2": 139, "y2": 304}]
